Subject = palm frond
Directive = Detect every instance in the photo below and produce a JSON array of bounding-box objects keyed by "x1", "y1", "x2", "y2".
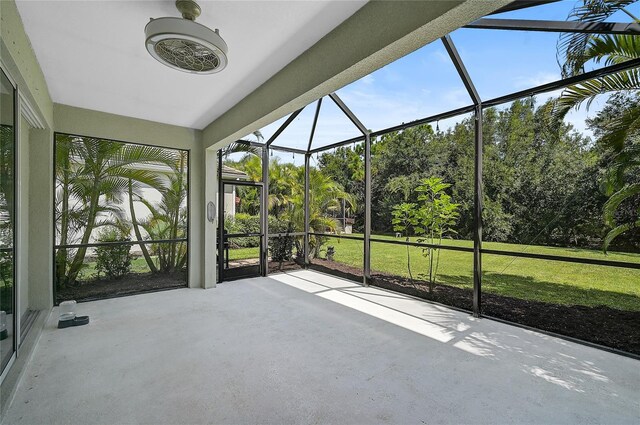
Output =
[
  {"x1": 603, "y1": 218, "x2": 640, "y2": 252},
  {"x1": 585, "y1": 34, "x2": 640, "y2": 66},
  {"x1": 557, "y1": 0, "x2": 637, "y2": 77},
  {"x1": 599, "y1": 103, "x2": 640, "y2": 153},
  {"x1": 554, "y1": 68, "x2": 640, "y2": 118},
  {"x1": 603, "y1": 183, "x2": 640, "y2": 226},
  {"x1": 222, "y1": 141, "x2": 259, "y2": 158}
]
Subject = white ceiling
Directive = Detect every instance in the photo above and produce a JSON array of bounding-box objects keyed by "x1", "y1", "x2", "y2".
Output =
[{"x1": 16, "y1": 0, "x2": 367, "y2": 129}]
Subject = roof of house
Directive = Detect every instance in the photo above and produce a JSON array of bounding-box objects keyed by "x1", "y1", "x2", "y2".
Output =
[{"x1": 222, "y1": 165, "x2": 249, "y2": 180}]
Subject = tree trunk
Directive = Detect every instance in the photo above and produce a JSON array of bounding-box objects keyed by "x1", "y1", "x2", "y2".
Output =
[
  {"x1": 405, "y1": 237, "x2": 416, "y2": 289},
  {"x1": 177, "y1": 241, "x2": 188, "y2": 270},
  {"x1": 66, "y1": 188, "x2": 100, "y2": 285},
  {"x1": 55, "y1": 160, "x2": 70, "y2": 286},
  {"x1": 129, "y1": 180, "x2": 158, "y2": 273},
  {"x1": 428, "y1": 247, "x2": 435, "y2": 294},
  {"x1": 168, "y1": 154, "x2": 186, "y2": 273}
]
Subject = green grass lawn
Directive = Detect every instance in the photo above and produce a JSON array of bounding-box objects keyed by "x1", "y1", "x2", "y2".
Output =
[
  {"x1": 314, "y1": 234, "x2": 640, "y2": 312},
  {"x1": 68, "y1": 234, "x2": 640, "y2": 311},
  {"x1": 77, "y1": 257, "x2": 160, "y2": 281},
  {"x1": 86, "y1": 235, "x2": 636, "y2": 311},
  {"x1": 228, "y1": 247, "x2": 260, "y2": 261}
]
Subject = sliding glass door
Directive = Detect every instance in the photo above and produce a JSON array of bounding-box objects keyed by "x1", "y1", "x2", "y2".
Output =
[{"x1": 0, "y1": 68, "x2": 16, "y2": 375}]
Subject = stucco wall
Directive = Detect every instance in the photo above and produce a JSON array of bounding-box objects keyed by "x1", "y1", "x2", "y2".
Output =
[{"x1": 27, "y1": 127, "x2": 53, "y2": 310}]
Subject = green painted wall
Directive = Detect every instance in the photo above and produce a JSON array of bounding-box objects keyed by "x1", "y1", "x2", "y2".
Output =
[{"x1": 26, "y1": 127, "x2": 52, "y2": 310}]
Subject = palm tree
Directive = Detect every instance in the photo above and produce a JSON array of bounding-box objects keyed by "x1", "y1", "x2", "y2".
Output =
[
  {"x1": 555, "y1": 0, "x2": 640, "y2": 251},
  {"x1": 266, "y1": 159, "x2": 297, "y2": 217},
  {"x1": 221, "y1": 131, "x2": 263, "y2": 159},
  {"x1": 555, "y1": 1, "x2": 639, "y2": 128},
  {"x1": 129, "y1": 150, "x2": 188, "y2": 273},
  {"x1": 557, "y1": 1, "x2": 638, "y2": 78},
  {"x1": 55, "y1": 136, "x2": 173, "y2": 286},
  {"x1": 598, "y1": 134, "x2": 640, "y2": 252},
  {"x1": 128, "y1": 178, "x2": 157, "y2": 273},
  {"x1": 290, "y1": 167, "x2": 355, "y2": 258},
  {"x1": 221, "y1": 142, "x2": 355, "y2": 257}
]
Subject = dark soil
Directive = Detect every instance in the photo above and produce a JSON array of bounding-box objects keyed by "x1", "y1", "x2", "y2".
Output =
[
  {"x1": 56, "y1": 272, "x2": 187, "y2": 303},
  {"x1": 310, "y1": 259, "x2": 640, "y2": 355},
  {"x1": 309, "y1": 261, "x2": 364, "y2": 283},
  {"x1": 268, "y1": 259, "x2": 304, "y2": 274}
]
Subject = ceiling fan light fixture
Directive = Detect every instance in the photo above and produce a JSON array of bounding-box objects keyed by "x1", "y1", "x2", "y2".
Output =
[{"x1": 145, "y1": 1, "x2": 228, "y2": 74}]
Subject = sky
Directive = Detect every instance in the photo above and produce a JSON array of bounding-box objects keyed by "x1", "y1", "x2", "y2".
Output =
[{"x1": 241, "y1": 0, "x2": 640, "y2": 166}]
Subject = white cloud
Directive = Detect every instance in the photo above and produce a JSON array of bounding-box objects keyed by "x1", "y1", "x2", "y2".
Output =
[
  {"x1": 442, "y1": 88, "x2": 472, "y2": 108},
  {"x1": 359, "y1": 74, "x2": 375, "y2": 85},
  {"x1": 431, "y1": 48, "x2": 450, "y2": 65},
  {"x1": 513, "y1": 71, "x2": 560, "y2": 90}
]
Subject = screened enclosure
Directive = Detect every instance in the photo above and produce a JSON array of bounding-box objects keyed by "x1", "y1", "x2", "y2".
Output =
[
  {"x1": 220, "y1": 0, "x2": 640, "y2": 356},
  {"x1": 54, "y1": 133, "x2": 189, "y2": 303}
]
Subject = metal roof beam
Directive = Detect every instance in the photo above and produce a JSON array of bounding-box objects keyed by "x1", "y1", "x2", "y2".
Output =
[
  {"x1": 489, "y1": 1, "x2": 559, "y2": 16},
  {"x1": 306, "y1": 98, "x2": 323, "y2": 153},
  {"x1": 483, "y1": 57, "x2": 640, "y2": 108},
  {"x1": 466, "y1": 18, "x2": 640, "y2": 34},
  {"x1": 328, "y1": 93, "x2": 368, "y2": 135},
  {"x1": 269, "y1": 145, "x2": 307, "y2": 155},
  {"x1": 442, "y1": 35, "x2": 481, "y2": 106},
  {"x1": 265, "y1": 107, "x2": 304, "y2": 147}
]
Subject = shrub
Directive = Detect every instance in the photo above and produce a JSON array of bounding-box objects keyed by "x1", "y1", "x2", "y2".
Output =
[
  {"x1": 95, "y1": 227, "x2": 132, "y2": 279},
  {"x1": 269, "y1": 217, "x2": 295, "y2": 264},
  {"x1": 0, "y1": 251, "x2": 12, "y2": 287},
  {"x1": 224, "y1": 213, "x2": 261, "y2": 247}
]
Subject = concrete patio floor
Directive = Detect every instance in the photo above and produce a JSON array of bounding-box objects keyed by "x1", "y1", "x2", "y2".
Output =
[{"x1": 4, "y1": 270, "x2": 639, "y2": 424}]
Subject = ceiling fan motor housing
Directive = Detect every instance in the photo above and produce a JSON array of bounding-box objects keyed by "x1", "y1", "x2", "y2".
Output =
[{"x1": 145, "y1": 1, "x2": 228, "y2": 74}]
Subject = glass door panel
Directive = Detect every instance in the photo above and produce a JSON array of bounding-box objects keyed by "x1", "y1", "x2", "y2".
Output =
[{"x1": 0, "y1": 68, "x2": 16, "y2": 375}]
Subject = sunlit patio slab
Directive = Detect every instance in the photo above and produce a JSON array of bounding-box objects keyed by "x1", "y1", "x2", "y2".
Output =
[{"x1": 5, "y1": 270, "x2": 638, "y2": 424}]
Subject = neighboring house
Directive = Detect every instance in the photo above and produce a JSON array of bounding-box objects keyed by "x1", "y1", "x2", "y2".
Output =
[
  {"x1": 222, "y1": 165, "x2": 249, "y2": 217},
  {"x1": 56, "y1": 156, "x2": 187, "y2": 254},
  {"x1": 57, "y1": 159, "x2": 247, "y2": 249}
]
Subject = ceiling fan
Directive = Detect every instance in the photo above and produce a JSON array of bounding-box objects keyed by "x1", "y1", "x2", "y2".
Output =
[{"x1": 145, "y1": 0, "x2": 228, "y2": 74}]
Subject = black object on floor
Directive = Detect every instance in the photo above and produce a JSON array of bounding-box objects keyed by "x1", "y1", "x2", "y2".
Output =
[{"x1": 58, "y1": 316, "x2": 90, "y2": 329}]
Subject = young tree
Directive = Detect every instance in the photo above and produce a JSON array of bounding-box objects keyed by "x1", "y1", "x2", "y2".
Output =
[
  {"x1": 414, "y1": 178, "x2": 459, "y2": 293},
  {"x1": 391, "y1": 203, "x2": 418, "y2": 287},
  {"x1": 390, "y1": 177, "x2": 459, "y2": 293}
]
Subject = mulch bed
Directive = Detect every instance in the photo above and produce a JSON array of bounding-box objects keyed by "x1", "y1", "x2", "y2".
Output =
[
  {"x1": 268, "y1": 260, "x2": 304, "y2": 274},
  {"x1": 56, "y1": 272, "x2": 187, "y2": 303},
  {"x1": 309, "y1": 259, "x2": 640, "y2": 355}
]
